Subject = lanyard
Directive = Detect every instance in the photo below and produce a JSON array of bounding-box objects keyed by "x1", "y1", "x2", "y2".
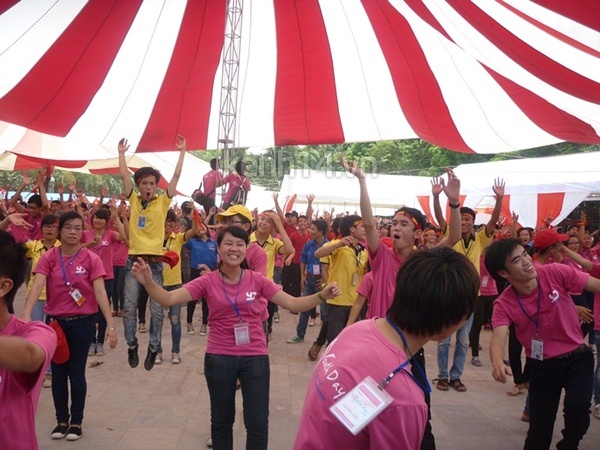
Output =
[
  {"x1": 379, "y1": 317, "x2": 432, "y2": 394},
  {"x1": 514, "y1": 280, "x2": 541, "y2": 334},
  {"x1": 221, "y1": 270, "x2": 244, "y2": 320},
  {"x1": 58, "y1": 248, "x2": 82, "y2": 288}
]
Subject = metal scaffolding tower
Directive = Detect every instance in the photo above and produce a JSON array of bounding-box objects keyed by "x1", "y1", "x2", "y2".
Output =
[{"x1": 217, "y1": 0, "x2": 243, "y2": 189}]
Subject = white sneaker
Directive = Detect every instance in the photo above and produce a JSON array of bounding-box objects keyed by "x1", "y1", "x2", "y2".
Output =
[
  {"x1": 95, "y1": 344, "x2": 105, "y2": 356},
  {"x1": 155, "y1": 353, "x2": 162, "y2": 365},
  {"x1": 171, "y1": 353, "x2": 181, "y2": 364},
  {"x1": 594, "y1": 404, "x2": 600, "y2": 420},
  {"x1": 199, "y1": 324, "x2": 207, "y2": 336},
  {"x1": 88, "y1": 343, "x2": 96, "y2": 356},
  {"x1": 138, "y1": 323, "x2": 146, "y2": 333},
  {"x1": 43, "y1": 373, "x2": 52, "y2": 388},
  {"x1": 274, "y1": 311, "x2": 280, "y2": 323},
  {"x1": 187, "y1": 324, "x2": 195, "y2": 335}
]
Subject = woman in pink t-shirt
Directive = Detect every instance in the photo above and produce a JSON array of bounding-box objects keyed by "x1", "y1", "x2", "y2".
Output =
[
  {"x1": 22, "y1": 211, "x2": 118, "y2": 442},
  {"x1": 130, "y1": 226, "x2": 339, "y2": 450}
]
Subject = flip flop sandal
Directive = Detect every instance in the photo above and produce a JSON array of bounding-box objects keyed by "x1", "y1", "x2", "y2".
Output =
[
  {"x1": 449, "y1": 379, "x2": 467, "y2": 392},
  {"x1": 435, "y1": 379, "x2": 449, "y2": 391},
  {"x1": 506, "y1": 386, "x2": 525, "y2": 396}
]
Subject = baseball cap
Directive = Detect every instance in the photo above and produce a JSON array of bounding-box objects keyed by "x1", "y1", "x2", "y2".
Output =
[
  {"x1": 533, "y1": 228, "x2": 568, "y2": 251},
  {"x1": 162, "y1": 251, "x2": 180, "y2": 269},
  {"x1": 216, "y1": 205, "x2": 253, "y2": 223},
  {"x1": 285, "y1": 211, "x2": 298, "y2": 218}
]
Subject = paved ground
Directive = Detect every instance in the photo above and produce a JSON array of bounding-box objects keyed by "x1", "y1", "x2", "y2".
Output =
[{"x1": 12, "y1": 290, "x2": 600, "y2": 449}]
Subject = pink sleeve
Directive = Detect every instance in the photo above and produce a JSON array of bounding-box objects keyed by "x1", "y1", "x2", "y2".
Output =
[
  {"x1": 32, "y1": 249, "x2": 53, "y2": 277},
  {"x1": 184, "y1": 273, "x2": 209, "y2": 300},
  {"x1": 257, "y1": 274, "x2": 281, "y2": 300},
  {"x1": 14, "y1": 322, "x2": 57, "y2": 392},
  {"x1": 590, "y1": 263, "x2": 600, "y2": 279},
  {"x1": 88, "y1": 252, "x2": 107, "y2": 280},
  {"x1": 368, "y1": 404, "x2": 427, "y2": 449},
  {"x1": 243, "y1": 177, "x2": 251, "y2": 190},
  {"x1": 491, "y1": 296, "x2": 512, "y2": 328},
  {"x1": 357, "y1": 273, "x2": 373, "y2": 298}
]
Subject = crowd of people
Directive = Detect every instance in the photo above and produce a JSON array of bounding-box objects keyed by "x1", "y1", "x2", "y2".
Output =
[{"x1": 1, "y1": 142, "x2": 600, "y2": 450}]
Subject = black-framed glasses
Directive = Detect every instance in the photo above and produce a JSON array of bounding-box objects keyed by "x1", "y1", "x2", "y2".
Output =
[{"x1": 225, "y1": 219, "x2": 244, "y2": 226}]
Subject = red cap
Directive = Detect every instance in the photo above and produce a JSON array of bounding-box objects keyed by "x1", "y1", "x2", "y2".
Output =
[
  {"x1": 49, "y1": 320, "x2": 70, "y2": 364},
  {"x1": 162, "y1": 251, "x2": 180, "y2": 269},
  {"x1": 533, "y1": 228, "x2": 568, "y2": 251}
]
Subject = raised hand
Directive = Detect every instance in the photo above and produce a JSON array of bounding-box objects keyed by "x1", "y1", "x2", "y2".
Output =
[
  {"x1": 307, "y1": 193, "x2": 315, "y2": 203},
  {"x1": 442, "y1": 168, "x2": 460, "y2": 204},
  {"x1": 176, "y1": 134, "x2": 186, "y2": 152},
  {"x1": 341, "y1": 155, "x2": 365, "y2": 179},
  {"x1": 118, "y1": 138, "x2": 130, "y2": 153},
  {"x1": 430, "y1": 176, "x2": 444, "y2": 197},
  {"x1": 493, "y1": 178, "x2": 506, "y2": 198}
]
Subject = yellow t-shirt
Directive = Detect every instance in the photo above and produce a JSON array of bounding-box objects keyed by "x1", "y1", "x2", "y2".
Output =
[
  {"x1": 25, "y1": 240, "x2": 61, "y2": 300},
  {"x1": 320, "y1": 239, "x2": 368, "y2": 307},
  {"x1": 163, "y1": 232, "x2": 187, "y2": 287},
  {"x1": 128, "y1": 190, "x2": 171, "y2": 256},
  {"x1": 250, "y1": 232, "x2": 283, "y2": 280},
  {"x1": 452, "y1": 229, "x2": 492, "y2": 275}
]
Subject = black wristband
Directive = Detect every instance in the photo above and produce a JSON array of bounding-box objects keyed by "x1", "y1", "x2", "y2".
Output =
[{"x1": 449, "y1": 202, "x2": 460, "y2": 209}]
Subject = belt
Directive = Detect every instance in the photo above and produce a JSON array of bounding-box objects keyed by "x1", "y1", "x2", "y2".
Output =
[
  {"x1": 306, "y1": 273, "x2": 322, "y2": 278},
  {"x1": 51, "y1": 314, "x2": 95, "y2": 322},
  {"x1": 129, "y1": 254, "x2": 163, "y2": 263},
  {"x1": 554, "y1": 344, "x2": 590, "y2": 359}
]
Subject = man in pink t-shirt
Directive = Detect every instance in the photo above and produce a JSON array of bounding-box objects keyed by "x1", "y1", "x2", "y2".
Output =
[
  {"x1": 486, "y1": 238, "x2": 599, "y2": 450},
  {"x1": 294, "y1": 247, "x2": 479, "y2": 449},
  {"x1": 0, "y1": 230, "x2": 57, "y2": 450}
]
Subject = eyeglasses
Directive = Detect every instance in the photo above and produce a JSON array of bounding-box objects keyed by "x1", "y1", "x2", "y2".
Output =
[
  {"x1": 42, "y1": 225, "x2": 58, "y2": 229},
  {"x1": 225, "y1": 219, "x2": 244, "y2": 226},
  {"x1": 62, "y1": 225, "x2": 83, "y2": 232}
]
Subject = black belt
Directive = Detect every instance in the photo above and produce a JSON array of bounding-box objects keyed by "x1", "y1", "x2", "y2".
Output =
[
  {"x1": 554, "y1": 344, "x2": 590, "y2": 359},
  {"x1": 129, "y1": 254, "x2": 163, "y2": 263},
  {"x1": 306, "y1": 273, "x2": 322, "y2": 278},
  {"x1": 50, "y1": 314, "x2": 95, "y2": 322}
]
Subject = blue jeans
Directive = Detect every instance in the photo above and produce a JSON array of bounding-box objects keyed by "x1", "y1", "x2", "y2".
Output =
[
  {"x1": 204, "y1": 354, "x2": 270, "y2": 450},
  {"x1": 123, "y1": 258, "x2": 164, "y2": 352},
  {"x1": 296, "y1": 275, "x2": 321, "y2": 339},
  {"x1": 31, "y1": 300, "x2": 46, "y2": 323},
  {"x1": 594, "y1": 334, "x2": 600, "y2": 405},
  {"x1": 437, "y1": 313, "x2": 473, "y2": 380},
  {"x1": 92, "y1": 280, "x2": 112, "y2": 345},
  {"x1": 525, "y1": 350, "x2": 594, "y2": 450},
  {"x1": 158, "y1": 285, "x2": 182, "y2": 354},
  {"x1": 51, "y1": 314, "x2": 95, "y2": 425},
  {"x1": 112, "y1": 265, "x2": 126, "y2": 311}
]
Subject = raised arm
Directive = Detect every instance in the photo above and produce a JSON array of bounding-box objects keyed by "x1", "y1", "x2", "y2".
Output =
[
  {"x1": 118, "y1": 138, "x2": 133, "y2": 197},
  {"x1": 167, "y1": 135, "x2": 187, "y2": 198},
  {"x1": 272, "y1": 192, "x2": 286, "y2": 224},
  {"x1": 431, "y1": 175, "x2": 447, "y2": 233},
  {"x1": 437, "y1": 169, "x2": 461, "y2": 248},
  {"x1": 510, "y1": 212, "x2": 519, "y2": 239},
  {"x1": 130, "y1": 258, "x2": 193, "y2": 306},
  {"x1": 341, "y1": 155, "x2": 379, "y2": 254},
  {"x1": 270, "y1": 212, "x2": 293, "y2": 257},
  {"x1": 270, "y1": 282, "x2": 340, "y2": 313},
  {"x1": 486, "y1": 178, "x2": 505, "y2": 237},
  {"x1": 306, "y1": 193, "x2": 315, "y2": 224},
  {"x1": 10, "y1": 173, "x2": 29, "y2": 212}
]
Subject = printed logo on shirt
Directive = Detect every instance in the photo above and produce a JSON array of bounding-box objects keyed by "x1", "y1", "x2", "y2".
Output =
[
  {"x1": 319, "y1": 338, "x2": 347, "y2": 400},
  {"x1": 549, "y1": 289, "x2": 560, "y2": 304},
  {"x1": 246, "y1": 291, "x2": 257, "y2": 302},
  {"x1": 75, "y1": 266, "x2": 87, "y2": 275},
  {"x1": 101, "y1": 240, "x2": 110, "y2": 246}
]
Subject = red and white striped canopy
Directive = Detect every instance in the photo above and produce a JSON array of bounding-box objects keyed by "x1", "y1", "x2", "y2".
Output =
[{"x1": 1, "y1": 0, "x2": 600, "y2": 159}]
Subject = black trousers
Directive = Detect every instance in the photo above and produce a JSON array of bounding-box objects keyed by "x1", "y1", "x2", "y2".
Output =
[{"x1": 281, "y1": 262, "x2": 301, "y2": 297}]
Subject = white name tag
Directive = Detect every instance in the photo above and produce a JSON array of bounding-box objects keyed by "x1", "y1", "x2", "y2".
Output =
[
  {"x1": 234, "y1": 322, "x2": 250, "y2": 346},
  {"x1": 312, "y1": 264, "x2": 320, "y2": 276},
  {"x1": 329, "y1": 376, "x2": 393, "y2": 435},
  {"x1": 531, "y1": 337, "x2": 544, "y2": 361},
  {"x1": 70, "y1": 288, "x2": 85, "y2": 307}
]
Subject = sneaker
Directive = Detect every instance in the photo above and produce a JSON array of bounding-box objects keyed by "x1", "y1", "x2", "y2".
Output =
[
  {"x1": 471, "y1": 357, "x2": 482, "y2": 367},
  {"x1": 309, "y1": 318, "x2": 315, "y2": 327},
  {"x1": 206, "y1": 437, "x2": 213, "y2": 448},
  {"x1": 111, "y1": 310, "x2": 117, "y2": 317},
  {"x1": 155, "y1": 353, "x2": 163, "y2": 365},
  {"x1": 51, "y1": 424, "x2": 69, "y2": 439},
  {"x1": 199, "y1": 324, "x2": 207, "y2": 336},
  {"x1": 88, "y1": 343, "x2": 96, "y2": 356},
  {"x1": 65, "y1": 425, "x2": 82, "y2": 441},
  {"x1": 171, "y1": 353, "x2": 181, "y2": 364},
  {"x1": 594, "y1": 404, "x2": 600, "y2": 420},
  {"x1": 128, "y1": 345, "x2": 139, "y2": 368},
  {"x1": 187, "y1": 324, "x2": 195, "y2": 335},
  {"x1": 43, "y1": 373, "x2": 52, "y2": 388},
  {"x1": 144, "y1": 347, "x2": 158, "y2": 371},
  {"x1": 138, "y1": 323, "x2": 146, "y2": 333},
  {"x1": 287, "y1": 335, "x2": 304, "y2": 344},
  {"x1": 95, "y1": 344, "x2": 105, "y2": 357},
  {"x1": 521, "y1": 411, "x2": 530, "y2": 422},
  {"x1": 308, "y1": 342, "x2": 322, "y2": 361},
  {"x1": 274, "y1": 311, "x2": 280, "y2": 323},
  {"x1": 117, "y1": 309, "x2": 124, "y2": 317}
]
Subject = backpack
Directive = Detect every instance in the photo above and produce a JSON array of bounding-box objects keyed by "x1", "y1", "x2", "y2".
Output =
[{"x1": 230, "y1": 184, "x2": 248, "y2": 206}]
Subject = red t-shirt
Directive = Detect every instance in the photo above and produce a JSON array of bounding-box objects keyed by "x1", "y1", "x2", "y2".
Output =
[{"x1": 290, "y1": 230, "x2": 310, "y2": 264}]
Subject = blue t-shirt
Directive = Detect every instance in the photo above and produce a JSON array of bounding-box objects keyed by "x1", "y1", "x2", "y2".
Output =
[
  {"x1": 300, "y1": 238, "x2": 328, "y2": 275},
  {"x1": 184, "y1": 237, "x2": 218, "y2": 270}
]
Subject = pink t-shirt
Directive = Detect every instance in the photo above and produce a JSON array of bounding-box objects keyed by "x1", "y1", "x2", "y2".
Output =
[
  {"x1": 294, "y1": 319, "x2": 427, "y2": 449},
  {"x1": 8, "y1": 210, "x2": 43, "y2": 243},
  {"x1": 479, "y1": 257, "x2": 498, "y2": 296},
  {"x1": 246, "y1": 243, "x2": 267, "y2": 276},
  {"x1": 222, "y1": 173, "x2": 251, "y2": 202},
  {"x1": 356, "y1": 271, "x2": 374, "y2": 299},
  {"x1": 33, "y1": 247, "x2": 107, "y2": 317},
  {"x1": 492, "y1": 263, "x2": 588, "y2": 359},
  {"x1": 112, "y1": 240, "x2": 129, "y2": 267},
  {"x1": 366, "y1": 245, "x2": 404, "y2": 319},
  {"x1": 202, "y1": 169, "x2": 223, "y2": 198},
  {"x1": 589, "y1": 264, "x2": 600, "y2": 331},
  {"x1": 82, "y1": 229, "x2": 118, "y2": 280},
  {"x1": 183, "y1": 269, "x2": 280, "y2": 356},
  {"x1": 0, "y1": 316, "x2": 56, "y2": 450}
]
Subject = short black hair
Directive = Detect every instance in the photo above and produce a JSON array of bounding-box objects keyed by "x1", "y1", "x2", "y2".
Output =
[
  {"x1": 166, "y1": 209, "x2": 178, "y2": 222},
  {"x1": 181, "y1": 201, "x2": 192, "y2": 215},
  {"x1": 133, "y1": 166, "x2": 161, "y2": 185},
  {"x1": 387, "y1": 247, "x2": 479, "y2": 337},
  {"x1": 395, "y1": 207, "x2": 427, "y2": 231},
  {"x1": 0, "y1": 230, "x2": 28, "y2": 306},
  {"x1": 312, "y1": 219, "x2": 328, "y2": 237},
  {"x1": 339, "y1": 215, "x2": 361, "y2": 237},
  {"x1": 28, "y1": 194, "x2": 43, "y2": 208},
  {"x1": 93, "y1": 208, "x2": 110, "y2": 221},
  {"x1": 460, "y1": 207, "x2": 476, "y2": 220},
  {"x1": 42, "y1": 214, "x2": 59, "y2": 227},
  {"x1": 58, "y1": 211, "x2": 84, "y2": 234},
  {"x1": 210, "y1": 158, "x2": 218, "y2": 170},
  {"x1": 235, "y1": 160, "x2": 246, "y2": 175},
  {"x1": 331, "y1": 217, "x2": 342, "y2": 237},
  {"x1": 485, "y1": 238, "x2": 524, "y2": 286}
]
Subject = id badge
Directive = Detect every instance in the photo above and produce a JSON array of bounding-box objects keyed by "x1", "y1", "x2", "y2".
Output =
[
  {"x1": 70, "y1": 288, "x2": 86, "y2": 307},
  {"x1": 234, "y1": 322, "x2": 250, "y2": 346},
  {"x1": 352, "y1": 272, "x2": 359, "y2": 286},
  {"x1": 312, "y1": 264, "x2": 321, "y2": 276},
  {"x1": 531, "y1": 337, "x2": 544, "y2": 361},
  {"x1": 481, "y1": 276, "x2": 489, "y2": 288},
  {"x1": 330, "y1": 376, "x2": 393, "y2": 435},
  {"x1": 137, "y1": 215, "x2": 146, "y2": 229}
]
